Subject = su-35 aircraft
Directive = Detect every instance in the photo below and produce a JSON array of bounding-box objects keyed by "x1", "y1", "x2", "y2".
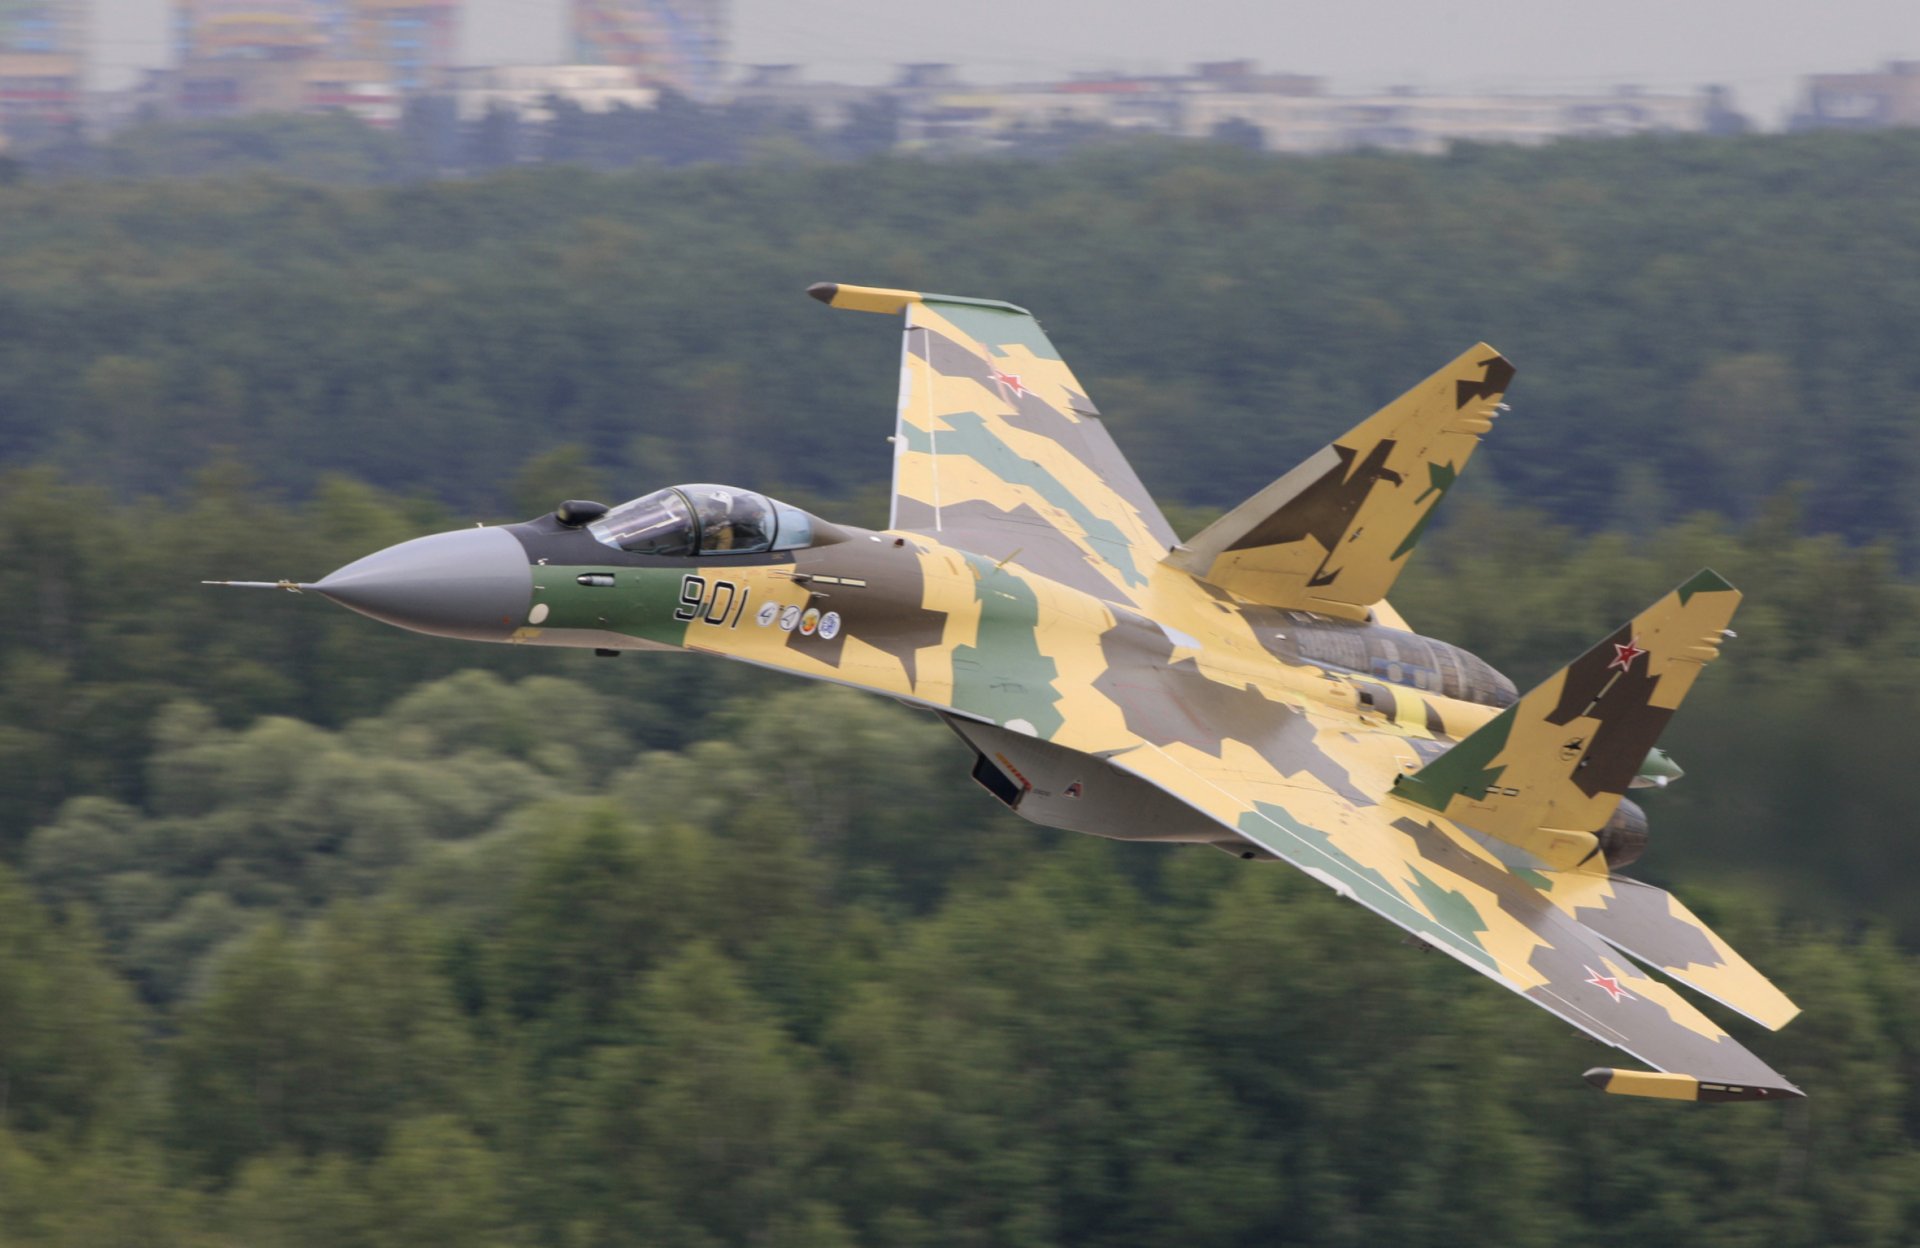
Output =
[{"x1": 216, "y1": 282, "x2": 1800, "y2": 1102}]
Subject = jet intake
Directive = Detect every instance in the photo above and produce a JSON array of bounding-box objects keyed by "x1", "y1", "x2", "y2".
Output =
[
  {"x1": 1596, "y1": 798, "x2": 1649, "y2": 871},
  {"x1": 970, "y1": 751, "x2": 1027, "y2": 809}
]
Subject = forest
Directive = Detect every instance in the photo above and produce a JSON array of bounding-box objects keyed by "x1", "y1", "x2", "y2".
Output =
[
  {"x1": 1, "y1": 128, "x2": 1918, "y2": 551},
  {"x1": 1, "y1": 130, "x2": 1919, "y2": 1245}
]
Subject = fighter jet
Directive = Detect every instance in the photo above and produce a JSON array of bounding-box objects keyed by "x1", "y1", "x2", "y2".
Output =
[{"x1": 214, "y1": 282, "x2": 1800, "y2": 1102}]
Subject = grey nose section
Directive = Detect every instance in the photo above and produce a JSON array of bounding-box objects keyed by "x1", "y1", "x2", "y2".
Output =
[{"x1": 313, "y1": 526, "x2": 532, "y2": 641}]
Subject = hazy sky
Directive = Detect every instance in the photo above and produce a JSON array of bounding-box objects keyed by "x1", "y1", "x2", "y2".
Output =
[{"x1": 95, "y1": 0, "x2": 1918, "y2": 125}]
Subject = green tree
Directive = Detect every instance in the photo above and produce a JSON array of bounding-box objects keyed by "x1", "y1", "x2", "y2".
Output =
[
  {"x1": 168, "y1": 908, "x2": 474, "y2": 1177},
  {"x1": 557, "y1": 943, "x2": 819, "y2": 1246},
  {"x1": 0, "y1": 866, "x2": 142, "y2": 1138}
]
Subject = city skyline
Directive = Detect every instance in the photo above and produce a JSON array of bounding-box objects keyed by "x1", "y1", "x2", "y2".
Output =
[{"x1": 85, "y1": 0, "x2": 1920, "y2": 125}]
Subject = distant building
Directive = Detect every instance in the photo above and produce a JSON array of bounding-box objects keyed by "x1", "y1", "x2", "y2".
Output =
[
  {"x1": 145, "y1": 56, "x2": 402, "y2": 126},
  {"x1": 166, "y1": 0, "x2": 455, "y2": 119},
  {"x1": 893, "y1": 62, "x2": 961, "y2": 92},
  {"x1": 442, "y1": 64, "x2": 657, "y2": 122},
  {"x1": 174, "y1": 0, "x2": 335, "y2": 63},
  {"x1": 1189, "y1": 59, "x2": 1323, "y2": 97},
  {"x1": 1791, "y1": 61, "x2": 1920, "y2": 131},
  {"x1": 0, "y1": 0, "x2": 84, "y2": 54},
  {"x1": 573, "y1": 0, "x2": 727, "y2": 101},
  {"x1": 875, "y1": 62, "x2": 1737, "y2": 155},
  {"x1": 732, "y1": 64, "x2": 876, "y2": 130},
  {"x1": 1187, "y1": 83, "x2": 1728, "y2": 155},
  {"x1": 0, "y1": 0, "x2": 86, "y2": 144},
  {"x1": 350, "y1": 0, "x2": 457, "y2": 93},
  {"x1": 884, "y1": 63, "x2": 989, "y2": 148}
]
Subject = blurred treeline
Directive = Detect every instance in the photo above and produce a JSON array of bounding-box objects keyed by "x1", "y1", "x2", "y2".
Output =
[
  {"x1": 3, "y1": 132, "x2": 1920, "y2": 1244},
  {"x1": 3, "y1": 93, "x2": 1180, "y2": 184},
  {"x1": 3, "y1": 471, "x2": 1920, "y2": 1245},
  {"x1": 8, "y1": 94, "x2": 911, "y2": 184},
  {"x1": 2, "y1": 131, "x2": 1918, "y2": 551},
  {"x1": 3, "y1": 654, "x2": 1920, "y2": 1246}
]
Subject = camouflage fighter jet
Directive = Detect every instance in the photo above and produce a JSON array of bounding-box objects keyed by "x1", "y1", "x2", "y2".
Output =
[{"x1": 214, "y1": 282, "x2": 1800, "y2": 1102}]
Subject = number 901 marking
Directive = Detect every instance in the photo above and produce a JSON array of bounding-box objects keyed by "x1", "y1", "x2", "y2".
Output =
[{"x1": 675, "y1": 575, "x2": 751, "y2": 628}]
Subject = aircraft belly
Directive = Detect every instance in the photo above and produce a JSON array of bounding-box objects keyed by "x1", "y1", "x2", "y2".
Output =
[{"x1": 944, "y1": 718, "x2": 1223, "y2": 843}]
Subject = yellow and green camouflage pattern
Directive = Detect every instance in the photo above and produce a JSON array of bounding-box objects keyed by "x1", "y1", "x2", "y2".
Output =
[
  {"x1": 1393, "y1": 570, "x2": 1741, "y2": 868},
  {"x1": 311, "y1": 281, "x2": 1804, "y2": 1102},
  {"x1": 1169, "y1": 343, "x2": 1513, "y2": 619},
  {"x1": 811, "y1": 281, "x2": 1178, "y2": 605}
]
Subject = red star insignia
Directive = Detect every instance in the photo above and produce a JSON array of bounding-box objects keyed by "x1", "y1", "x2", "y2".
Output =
[
  {"x1": 989, "y1": 368, "x2": 1027, "y2": 398},
  {"x1": 1608, "y1": 638, "x2": 1647, "y2": 672},
  {"x1": 1584, "y1": 965, "x2": 1633, "y2": 1003}
]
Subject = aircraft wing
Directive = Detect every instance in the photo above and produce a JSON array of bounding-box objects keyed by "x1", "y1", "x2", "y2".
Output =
[
  {"x1": 1104, "y1": 740, "x2": 1801, "y2": 1102},
  {"x1": 809, "y1": 282, "x2": 1177, "y2": 605}
]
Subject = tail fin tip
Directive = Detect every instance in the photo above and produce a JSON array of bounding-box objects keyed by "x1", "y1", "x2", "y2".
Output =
[{"x1": 1678, "y1": 567, "x2": 1736, "y2": 601}]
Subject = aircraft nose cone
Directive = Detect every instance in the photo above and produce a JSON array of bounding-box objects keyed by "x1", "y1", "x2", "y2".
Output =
[{"x1": 313, "y1": 526, "x2": 532, "y2": 641}]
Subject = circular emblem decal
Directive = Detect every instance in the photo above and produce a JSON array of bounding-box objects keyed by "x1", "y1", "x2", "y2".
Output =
[
  {"x1": 528, "y1": 602, "x2": 550, "y2": 625},
  {"x1": 818, "y1": 611, "x2": 841, "y2": 640},
  {"x1": 756, "y1": 603, "x2": 779, "y2": 627},
  {"x1": 799, "y1": 607, "x2": 821, "y2": 636},
  {"x1": 779, "y1": 605, "x2": 801, "y2": 632}
]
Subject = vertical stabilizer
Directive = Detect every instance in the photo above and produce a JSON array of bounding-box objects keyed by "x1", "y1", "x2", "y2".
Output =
[
  {"x1": 1393, "y1": 570, "x2": 1740, "y2": 869},
  {"x1": 1167, "y1": 346, "x2": 1513, "y2": 618}
]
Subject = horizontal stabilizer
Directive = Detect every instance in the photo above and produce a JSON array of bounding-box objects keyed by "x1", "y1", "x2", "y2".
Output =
[
  {"x1": 1584, "y1": 1068, "x2": 1801, "y2": 1102},
  {"x1": 1551, "y1": 874, "x2": 1799, "y2": 1030},
  {"x1": 1392, "y1": 570, "x2": 1741, "y2": 869}
]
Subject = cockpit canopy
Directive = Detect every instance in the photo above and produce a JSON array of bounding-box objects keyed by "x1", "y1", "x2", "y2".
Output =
[{"x1": 588, "y1": 484, "x2": 816, "y2": 557}]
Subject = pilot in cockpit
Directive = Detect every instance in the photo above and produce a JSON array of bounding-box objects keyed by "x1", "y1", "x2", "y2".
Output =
[{"x1": 587, "y1": 484, "x2": 814, "y2": 557}]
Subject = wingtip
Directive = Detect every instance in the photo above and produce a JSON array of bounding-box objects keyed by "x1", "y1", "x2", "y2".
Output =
[
  {"x1": 803, "y1": 282, "x2": 928, "y2": 314},
  {"x1": 1584, "y1": 1067, "x2": 1804, "y2": 1102}
]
